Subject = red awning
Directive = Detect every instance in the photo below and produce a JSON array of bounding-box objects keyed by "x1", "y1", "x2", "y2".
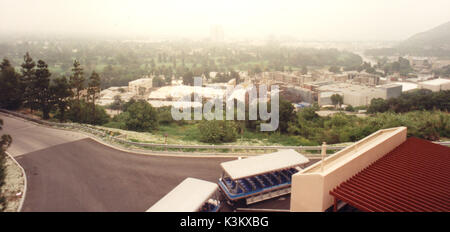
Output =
[{"x1": 330, "y1": 137, "x2": 450, "y2": 212}]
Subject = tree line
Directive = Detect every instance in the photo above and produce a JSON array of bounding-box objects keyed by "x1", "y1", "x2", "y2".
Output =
[
  {"x1": 0, "y1": 53, "x2": 106, "y2": 124},
  {"x1": 367, "y1": 89, "x2": 450, "y2": 114},
  {"x1": 1, "y1": 39, "x2": 365, "y2": 89}
]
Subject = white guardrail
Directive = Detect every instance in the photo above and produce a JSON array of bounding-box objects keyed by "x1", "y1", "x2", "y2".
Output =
[{"x1": 1, "y1": 109, "x2": 448, "y2": 155}]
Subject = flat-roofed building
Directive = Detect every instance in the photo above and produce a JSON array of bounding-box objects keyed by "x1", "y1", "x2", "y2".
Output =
[
  {"x1": 97, "y1": 86, "x2": 134, "y2": 106},
  {"x1": 418, "y1": 78, "x2": 450, "y2": 92},
  {"x1": 147, "y1": 100, "x2": 202, "y2": 109},
  {"x1": 263, "y1": 71, "x2": 304, "y2": 85},
  {"x1": 392, "y1": 82, "x2": 419, "y2": 92},
  {"x1": 148, "y1": 85, "x2": 225, "y2": 101},
  {"x1": 304, "y1": 81, "x2": 334, "y2": 91},
  {"x1": 129, "y1": 77, "x2": 153, "y2": 95},
  {"x1": 377, "y1": 83, "x2": 402, "y2": 99},
  {"x1": 317, "y1": 83, "x2": 389, "y2": 107}
]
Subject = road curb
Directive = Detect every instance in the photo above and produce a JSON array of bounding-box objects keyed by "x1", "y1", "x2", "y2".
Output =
[
  {"x1": 0, "y1": 110, "x2": 350, "y2": 156},
  {"x1": 0, "y1": 112, "x2": 247, "y2": 159},
  {"x1": 4, "y1": 151, "x2": 27, "y2": 212}
]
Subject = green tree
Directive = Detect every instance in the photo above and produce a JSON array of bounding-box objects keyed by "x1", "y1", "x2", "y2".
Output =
[
  {"x1": 330, "y1": 94, "x2": 344, "y2": 109},
  {"x1": 66, "y1": 100, "x2": 109, "y2": 125},
  {"x1": 301, "y1": 65, "x2": 308, "y2": 75},
  {"x1": 87, "y1": 71, "x2": 101, "y2": 104},
  {"x1": 122, "y1": 99, "x2": 136, "y2": 112},
  {"x1": 346, "y1": 105, "x2": 355, "y2": 112},
  {"x1": 70, "y1": 60, "x2": 85, "y2": 101},
  {"x1": 108, "y1": 95, "x2": 124, "y2": 111},
  {"x1": 152, "y1": 76, "x2": 165, "y2": 87},
  {"x1": 230, "y1": 69, "x2": 240, "y2": 84},
  {"x1": 183, "y1": 70, "x2": 194, "y2": 86},
  {"x1": 329, "y1": 66, "x2": 342, "y2": 74},
  {"x1": 87, "y1": 71, "x2": 101, "y2": 119},
  {"x1": 125, "y1": 100, "x2": 159, "y2": 132},
  {"x1": 367, "y1": 98, "x2": 388, "y2": 113},
  {"x1": 198, "y1": 120, "x2": 238, "y2": 144},
  {"x1": 0, "y1": 59, "x2": 23, "y2": 109},
  {"x1": 34, "y1": 60, "x2": 53, "y2": 119},
  {"x1": 164, "y1": 73, "x2": 172, "y2": 85},
  {"x1": 21, "y1": 52, "x2": 37, "y2": 111},
  {"x1": 51, "y1": 76, "x2": 73, "y2": 122},
  {"x1": 156, "y1": 106, "x2": 175, "y2": 125},
  {"x1": 278, "y1": 98, "x2": 296, "y2": 133}
]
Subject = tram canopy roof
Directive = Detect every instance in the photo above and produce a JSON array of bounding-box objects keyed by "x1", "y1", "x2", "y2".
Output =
[
  {"x1": 221, "y1": 149, "x2": 309, "y2": 180},
  {"x1": 147, "y1": 178, "x2": 218, "y2": 212}
]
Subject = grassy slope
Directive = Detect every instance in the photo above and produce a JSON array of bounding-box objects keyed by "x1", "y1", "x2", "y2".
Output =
[{"x1": 96, "y1": 122, "x2": 317, "y2": 146}]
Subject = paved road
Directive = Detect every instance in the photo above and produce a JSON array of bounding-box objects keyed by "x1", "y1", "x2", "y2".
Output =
[
  {"x1": 2, "y1": 115, "x2": 87, "y2": 157},
  {"x1": 1, "y1": 114, "x2": 232, "y2": 212}
]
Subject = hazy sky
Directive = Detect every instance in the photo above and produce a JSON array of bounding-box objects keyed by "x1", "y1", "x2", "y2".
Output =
[{"x1": 1, "y1": 0, "x2": 450, "y2": 41}]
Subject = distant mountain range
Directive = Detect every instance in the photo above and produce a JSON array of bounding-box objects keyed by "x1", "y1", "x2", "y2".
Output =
[
  {"x1": 366, "y1": 21, "x2": 450, "y2": 57},
  {"x1": 401, "y1": 21, "x2": 450, "y2": 50}
]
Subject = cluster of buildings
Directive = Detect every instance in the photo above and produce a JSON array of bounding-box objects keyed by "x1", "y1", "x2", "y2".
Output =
[
  {"x1": 97, "y1": 65, "x2": 450, "y2": 113},
  {"x1": 97, "y1": 75, "x2": 255, "y2": 112},
  {"x1": 251, "y1": 71, "x2": 400, "y2": 107},
  {"x1": 252, "y1": 69, "x2": 450, "y2": 108},
  {"x1": 97, "y1": 75, "x2": 154, "y2": 107}
]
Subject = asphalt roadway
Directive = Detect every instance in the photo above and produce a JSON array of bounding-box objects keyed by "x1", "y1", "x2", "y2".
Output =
[{"x1": 1, "y1": 114, "x2": 295, "y2": 212}]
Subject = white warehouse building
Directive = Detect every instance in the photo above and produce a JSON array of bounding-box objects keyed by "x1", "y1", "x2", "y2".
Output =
[
  {"x1": 418, "y1": 78, "x2": 450, "y2": 92},
  {"x1": 129, "y1": 77, "x2": 153, "y2": 95},
  {"x1": 317, "y1": 83, "x2": 402, "y2": 107}
]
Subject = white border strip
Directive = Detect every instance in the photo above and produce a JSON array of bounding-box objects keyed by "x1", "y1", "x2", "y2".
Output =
[{"x1": 4, "y1": 151, "x2": 27, "y2": 212}]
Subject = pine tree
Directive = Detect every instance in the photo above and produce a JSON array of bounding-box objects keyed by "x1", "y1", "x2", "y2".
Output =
[
  {"x1": 21, "y1": 52, "x2": 37, "y2": 112},
  {"x1": 70, "y1": 60, "x2": 85, "y2": 101},
  {"x1": 87, "y1": 71, "x2": 101, "y2": 121},
  {"x1": 182, "y1": 70, "x2": 194, "y2": 86},
  {"x1": 0, "y1": 59, "x2": 11, "y2": 70},
  {"x1": 87, "y1": 71, "x2": 101, "y2": 106},
  {"x1": 35, "y1": 60, "x2": 52, "y2": 119},
  {"x1": 0, "y1": 59, "x2": 23, "y2": 109},
  {"x1": 51, "y1": 76, "x2": 73, "y2": 122}
]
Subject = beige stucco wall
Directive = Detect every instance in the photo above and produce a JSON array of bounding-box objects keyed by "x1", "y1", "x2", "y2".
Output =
[{"x1": 290, "y1": 127, "x2": 407, "y2": 212}]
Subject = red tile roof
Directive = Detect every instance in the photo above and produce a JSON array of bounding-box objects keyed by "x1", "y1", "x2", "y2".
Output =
[{"x1": 330, "y1": 137, "x2": 450, "y2": 212}]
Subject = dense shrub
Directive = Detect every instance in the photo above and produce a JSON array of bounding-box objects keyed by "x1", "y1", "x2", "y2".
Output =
[
  {"x1": 124, "y1": 100, "x2": 159, "y2": 132},
  {"x1": 288, "y1": 109, "x2": 449, "y2": 144},
  {"x1": 66, "y1": 100, "x2": 110, "y2": 125},
  {"x1": 198, "y1": 120, "x2": 238, "y2": 144},
  {"x1": 103, "y1": 98, "x2": 449, "y2": 146},
  {"x1": 157, "y1": 106, "x2": 175, "y2": 125}
]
